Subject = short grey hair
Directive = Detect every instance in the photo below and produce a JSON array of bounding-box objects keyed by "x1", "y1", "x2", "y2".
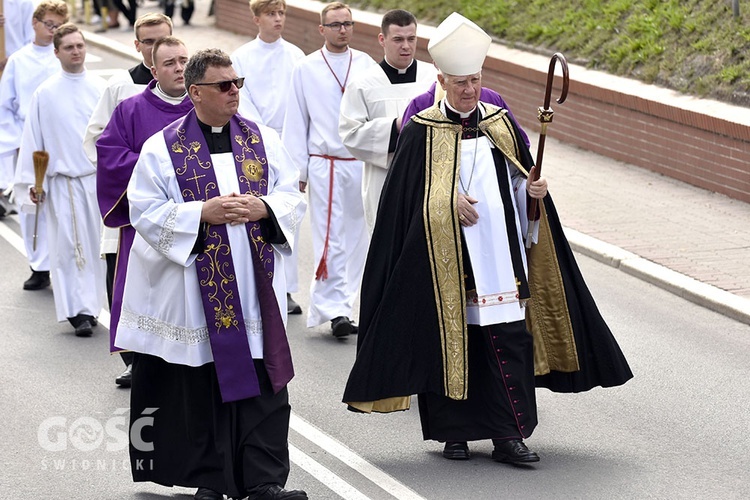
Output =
[{"x1": 184, "y1": 48, "x2": 233, "y2": 91}]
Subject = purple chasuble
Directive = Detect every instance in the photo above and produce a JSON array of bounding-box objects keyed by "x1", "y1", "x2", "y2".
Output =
[
  {"x1": 165, "y1": 109, "x2": 294, "y2": 402},
  {"x1": 401, "y1": 82, "x2": 531, "y2": 148},
  {"x1": 96, "y1": 80, "x2": 194, "y2": 352}
]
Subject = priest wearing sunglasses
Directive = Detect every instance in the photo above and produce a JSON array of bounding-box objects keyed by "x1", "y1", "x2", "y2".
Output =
[{"x1": 116, "y1": 48, "x2": 308, "y2": 500}]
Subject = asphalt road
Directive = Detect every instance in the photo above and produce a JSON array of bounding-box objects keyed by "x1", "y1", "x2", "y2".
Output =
[{"x1": 1, "y1": 46, "x2": 749, "y2": 499}]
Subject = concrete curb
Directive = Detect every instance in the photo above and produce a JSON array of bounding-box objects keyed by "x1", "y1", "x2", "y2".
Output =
[
  {"x1": 83, "y1": 30, "x2": 141, "y2": 63},
  {"x1": 565, "y1": 227, "x2": 750, "y2": 324},
  {"x1": 82, "y1": 30, "x2": 750, "y2": 326}
]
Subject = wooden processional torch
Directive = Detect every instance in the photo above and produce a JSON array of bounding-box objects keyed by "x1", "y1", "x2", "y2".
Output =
[
  {"x1": 32, "y1": 151, "x2": 49, "y2": 251},
  {"x1": 526, "y1": 52, "x2": 570, "y2": 248}
]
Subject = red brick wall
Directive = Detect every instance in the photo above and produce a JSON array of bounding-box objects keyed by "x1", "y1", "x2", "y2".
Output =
[{"x1": 217, "y1": 0, "x2": 750, "y2": 203}]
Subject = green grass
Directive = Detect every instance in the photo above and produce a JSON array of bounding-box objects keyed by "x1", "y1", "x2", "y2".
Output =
[{"x1": 351, "y1": 0, "x2": 750, "y2": 105}]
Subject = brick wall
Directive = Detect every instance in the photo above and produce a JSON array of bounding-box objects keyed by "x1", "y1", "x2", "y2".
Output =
[{"x1": 216, "y1": 0, "x2": 750, "y2": 203}]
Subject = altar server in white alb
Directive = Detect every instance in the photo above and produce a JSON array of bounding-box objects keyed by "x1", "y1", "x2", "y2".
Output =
[
  {"x1": 231, "y1": 0, "x2": 303, "y2": 135},
  {"x1": 17, "y1": 23, "x2": 107, "y2": 337},
  {"x1": 283, "y1": 1, "x2": 376, "y2": 337},
  {"x1": 339, "y1": 9, "x2": 436, "y2": 231},
  {"x1": 231, "y1": 0, "x2": 305, "y2": 315},
  {"x1": 0, "y1": 0, "x2": 69, "y2": 289}
]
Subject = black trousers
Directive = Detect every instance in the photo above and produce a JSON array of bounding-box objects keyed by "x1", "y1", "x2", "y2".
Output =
[
  {"x1": 130, "y1": 354, "x2": 291, "y2": 497},
  {"x1": 418, "y1": 320, "x2": 538, "y2": 442},
  {"x1": 164, "y1": 0, "x2": 194, "y2": 24}
]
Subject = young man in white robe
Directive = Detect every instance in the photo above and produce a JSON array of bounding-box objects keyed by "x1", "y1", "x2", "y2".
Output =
[
  {"x1": 117, "y1": 48, "x2": 307, "y2": 500},
  {"x1": 82, "y1": 12, "x2": 173, "y2": 386},
  {"x1": 231, "y1": 0, "x2": 305, "y2": 316},
  {"x1": 0, "y1": 0, "x2": 69, "y2": 288},
  {"x1": 282, "y1": 1, "x2": 376, "y2": 337},
  {"x1": 16, "y1": 23, "x2": 107, "y2": 337},
  {"x1": 339, "y1": 9, "x2": 436, "y2": 232}
]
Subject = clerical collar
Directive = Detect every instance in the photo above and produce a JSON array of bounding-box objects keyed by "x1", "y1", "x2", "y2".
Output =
[
  {"x1": 442, "y1": 100, "x2": 482, "y2": 139},
  {"x1": 153, "y1": 82, "x2": 187, "y2": 104},
  {"x1": 197, "y1": 119, "x2": 232, "y2": 154},
  {"x1": 379, "y1": 58, "x2": 417, "y2": 84}
]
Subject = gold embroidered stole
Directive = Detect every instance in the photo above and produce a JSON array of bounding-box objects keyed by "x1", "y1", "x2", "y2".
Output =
[{"x1": 415, "y1": 108, "x2": 468, "y2": 400}]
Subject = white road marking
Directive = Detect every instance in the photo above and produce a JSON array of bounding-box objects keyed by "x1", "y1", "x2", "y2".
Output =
[
  {"x1": 289, "y1": 444, "x2": 372, "y2": 500},
  {"x1": 0, "y1": 218, "x2": 26, "y2": 254},
  {"x1": 291, "y1": 415, "x2": 426, "y2": 500}
]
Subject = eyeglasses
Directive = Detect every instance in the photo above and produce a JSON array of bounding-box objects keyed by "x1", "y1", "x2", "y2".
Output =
[
  {"x1": 322, "y1": 21, "x2": 355, "y2": 30},
  {"x1": 40, "y1": 19, "x2": 62, "y2": 31},
  {"x1": 137, "y1": 38, "x2": 158, "y2": 46},
  {"x1": 193, "y1": 77, "x2": 245, "y2": 92}
]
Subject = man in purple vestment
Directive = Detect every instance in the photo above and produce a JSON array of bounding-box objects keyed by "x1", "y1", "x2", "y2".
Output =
[
  {"x1": 95, "y1": 36, "x2": 193, "y2": 384},
  {"x1": 402, "y1": 80, "x2": 531, "y2": 148}
]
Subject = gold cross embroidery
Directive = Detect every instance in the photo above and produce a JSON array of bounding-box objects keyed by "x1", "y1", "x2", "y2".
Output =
[{"x1": 186, "y1": 169, "x2": 206, "y2": 195}]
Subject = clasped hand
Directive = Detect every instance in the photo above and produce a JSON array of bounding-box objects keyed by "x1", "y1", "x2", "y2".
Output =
[{"x1": 201, "y1": 192, "x2": 267, "y2": 226}]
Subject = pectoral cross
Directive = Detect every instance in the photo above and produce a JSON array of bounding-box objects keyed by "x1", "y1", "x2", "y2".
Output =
[{"x1": 186, "y1": 169, "x2": 206, "y2": 195}]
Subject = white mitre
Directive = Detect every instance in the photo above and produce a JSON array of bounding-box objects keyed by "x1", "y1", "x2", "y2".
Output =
[{"x1": 427, "y1": 12, "x2": 492, "y2": 76}]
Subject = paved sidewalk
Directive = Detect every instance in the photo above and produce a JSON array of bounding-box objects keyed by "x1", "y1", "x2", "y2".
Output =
[{"x1": 80, "y1": 0, "x2": 750, "y2": 324}]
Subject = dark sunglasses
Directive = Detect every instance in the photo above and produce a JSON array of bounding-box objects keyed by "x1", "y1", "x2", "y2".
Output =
[{"x1": 193, "y1": 77, "x2": 245, "y2": 92}]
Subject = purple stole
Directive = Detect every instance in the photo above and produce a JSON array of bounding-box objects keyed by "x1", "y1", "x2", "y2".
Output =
[{"x1": 164, "y1": 110, "x2": 293, "y2": 402}]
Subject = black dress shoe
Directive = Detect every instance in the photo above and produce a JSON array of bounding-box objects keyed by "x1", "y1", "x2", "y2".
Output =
[
  {"x1": 287, "y1": 293, "x2": 302, "y2": 315},
  {"x1": 443, "y1": 441, "x2": 470, "y2": 460},
  {"x1": 74, "y1": 320, "x2": 94, "y2": 337},
  {"x1": 491, "y1": 439, "x2": 540, "y2": 464},
  {"x1": 115, "y1": 364, "x2": 133, "y2": 387},
  {"x1": 194, "y1": 487, "x2": 224, "y2": 499},
  {"x1": 246, "y1": 484, "x2": 307, "y2": 500},
  {"x1": 331, "y1": 316, "x2": 353, "y2": 338},
  {"x1": 23, "y1": 270, "x2": 50, "y2": 290}
]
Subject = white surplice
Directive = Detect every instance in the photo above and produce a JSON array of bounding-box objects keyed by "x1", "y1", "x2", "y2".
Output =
[
  {"x1": 282, "y1": 46, "x2": 376, "y2": 327},
  {"x1": 16, "y1": 70, "x2": 108, "y2": 321},
  {"x1": 339, "y1": 59, "x2": 436, "y2": 230},
  {"x1": 82, "y1": 68, "x2": 145, "y2": 164},
  {"x1": 116, "y1": 124, "x2": 306, "y2": 367}
]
